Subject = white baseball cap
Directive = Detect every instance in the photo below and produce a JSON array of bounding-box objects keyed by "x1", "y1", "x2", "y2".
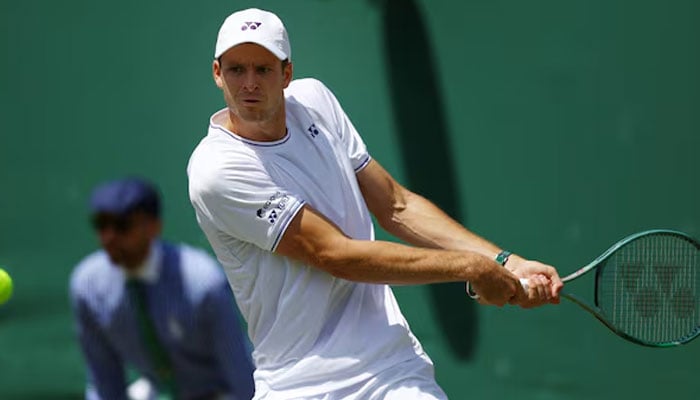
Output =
[{"x1": 214, "y1": 8, "x2": 291, "y2": 61}]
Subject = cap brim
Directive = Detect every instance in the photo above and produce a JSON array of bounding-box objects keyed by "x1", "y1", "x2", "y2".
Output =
[{"x1": 215, "y1": 40, "x2": 288, "y2": 60}]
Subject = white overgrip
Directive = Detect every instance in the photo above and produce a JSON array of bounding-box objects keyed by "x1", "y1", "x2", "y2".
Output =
[
  {"x1": 467, "y1": 278, "x2": 531, "y2": 300},
  {"x1": 519, "y1": 277, "x2": 530, "y2": 291}
]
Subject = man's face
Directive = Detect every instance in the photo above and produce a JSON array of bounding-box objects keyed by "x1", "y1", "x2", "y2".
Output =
[
  {"x1": 91, "y1": 212, "x2": 161, "y2": 270},
  {"x1": 213, "y1": 43, "x2": 292, "y2": 123}
]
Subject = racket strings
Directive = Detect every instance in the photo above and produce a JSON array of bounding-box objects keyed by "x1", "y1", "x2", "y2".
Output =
[{"x1": 598, "y1": 233, "x2": 700, "y2": 345}]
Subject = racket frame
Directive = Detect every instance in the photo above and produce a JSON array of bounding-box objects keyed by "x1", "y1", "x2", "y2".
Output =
[{"x1": 561, "y1": 229, "x2": 700, "y2": 347}]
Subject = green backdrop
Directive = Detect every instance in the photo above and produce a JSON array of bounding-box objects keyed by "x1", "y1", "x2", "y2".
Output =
[{"x1": 1, "y1": 0, "x2": 698, "y2": 399}]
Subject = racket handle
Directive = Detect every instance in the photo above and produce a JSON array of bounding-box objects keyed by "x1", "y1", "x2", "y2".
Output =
[
  {"x1": 519, "y1": 277, "x2": 530, "y2": 291},
  {"x1": 467, "y1": 277, "x2": 531, "y2": 299}
]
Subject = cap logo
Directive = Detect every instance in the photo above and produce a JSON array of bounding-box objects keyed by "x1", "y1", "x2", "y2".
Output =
[{"x1": 241, "y1": 21, "x2": 262, "y2": 31}]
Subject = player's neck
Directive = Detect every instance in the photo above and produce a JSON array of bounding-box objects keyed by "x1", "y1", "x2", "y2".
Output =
[{"x1": 226, "y1": 108, "x2": 287, "y2": 142}]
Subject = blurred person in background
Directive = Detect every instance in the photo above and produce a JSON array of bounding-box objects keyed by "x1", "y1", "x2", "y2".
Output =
[{"x1": 70, "y1": 177, "x2": 255, "y2": 400}]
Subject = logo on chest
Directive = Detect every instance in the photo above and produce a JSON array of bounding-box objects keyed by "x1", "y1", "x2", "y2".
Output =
[
  {"x1": 256, "y1": 191, "x2": 290, "y2": 224},
  {"x1": 307, "y1": 123, "x2": 319, "y2": 139}
]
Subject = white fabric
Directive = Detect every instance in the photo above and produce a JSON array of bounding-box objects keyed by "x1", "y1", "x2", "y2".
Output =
[
  {"x1": 214, "y1": 8, "x2": 291, "y2": 60},
  {"x1": 188, "y1": 78, "x2": 442, "y2": 399}
]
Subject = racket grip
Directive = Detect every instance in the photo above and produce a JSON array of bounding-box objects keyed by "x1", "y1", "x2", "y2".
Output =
[
  {"x1": 519, "y1": 278, "x2": 530, "y2": 291},
  {"x1": 467, "y1": 278, "x2": 531, "y2": 299}
]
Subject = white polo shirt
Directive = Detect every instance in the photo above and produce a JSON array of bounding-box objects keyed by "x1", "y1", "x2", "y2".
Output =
[{"x1": 188, "y1": 78, "x2": 434, "y2": 399}]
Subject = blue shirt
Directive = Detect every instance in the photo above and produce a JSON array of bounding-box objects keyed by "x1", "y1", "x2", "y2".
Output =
[{"x1": 70, "y1": 241, "x2": 255, "y2": 400}]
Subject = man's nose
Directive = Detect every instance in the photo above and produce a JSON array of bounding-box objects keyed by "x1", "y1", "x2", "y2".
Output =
[{"x1": 241, "y1": 71, "x2": 258, "y2": 91}]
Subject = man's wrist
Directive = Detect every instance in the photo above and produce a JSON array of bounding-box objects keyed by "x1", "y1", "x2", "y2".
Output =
[
  {"x1": 495, "y1": 250, "x2": 512, "y2": 266},
  {"x1": 466, "y1": 250, "x2": 514, "y2": 299}
]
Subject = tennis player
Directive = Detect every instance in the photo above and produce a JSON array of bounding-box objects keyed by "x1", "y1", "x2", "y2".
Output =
[{"x1": 188, "y1": 8, "x2": 563, "y2": 399}]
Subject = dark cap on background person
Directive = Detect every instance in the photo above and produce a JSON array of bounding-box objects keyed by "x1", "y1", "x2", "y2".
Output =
[
  {"x1": 214, "y1": 7, "x2": 291, "y2": 61},
  {"x1": 89, "y1": 178, "x2": 161, "y2": 218}
]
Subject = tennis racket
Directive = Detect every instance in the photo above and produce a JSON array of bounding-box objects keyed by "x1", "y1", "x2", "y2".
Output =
[{"x1": 469, "y1": 229, "x2": 700, "y2": 347}]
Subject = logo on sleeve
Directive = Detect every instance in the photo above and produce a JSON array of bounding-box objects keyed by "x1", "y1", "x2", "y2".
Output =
[{"x1": 256, "y1": 191, "x2": 290, "y2": 224}]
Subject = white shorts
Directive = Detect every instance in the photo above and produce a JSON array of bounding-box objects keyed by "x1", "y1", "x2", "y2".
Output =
[
  {"x1": 335, "y1": 356, "x2": 447, "y2": 400},
  {"x1": 257, "y1": 356, "x2": 448, "y2": 400}
]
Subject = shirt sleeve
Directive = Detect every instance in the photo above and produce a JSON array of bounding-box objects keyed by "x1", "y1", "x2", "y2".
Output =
[
  {"x1": 70, "y1": 286, "x2": 128, "y2": 400},
  {"x1": 313, "y1": 79, "x2": 372, "y2": 173},
  {"x1": 189, "y1": 153, "x2": 306, "y2": 252}
]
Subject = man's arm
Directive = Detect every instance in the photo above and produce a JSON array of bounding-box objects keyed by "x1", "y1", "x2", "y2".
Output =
[
  {"x1": 275, "y1": 200, "x2": 524, "y2": 306},
  {"x1": 357, "y1": 160, "x2": 501, "y2": 255},
  {"x1": 356, "y1": 159, "x2": 562, "y2": 304}
]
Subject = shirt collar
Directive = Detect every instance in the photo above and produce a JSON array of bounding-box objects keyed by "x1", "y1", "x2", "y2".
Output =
[{"x1": 123, "y1": 241, "x2": 162, "y2": 283}]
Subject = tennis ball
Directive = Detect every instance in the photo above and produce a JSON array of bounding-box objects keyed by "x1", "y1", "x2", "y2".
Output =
[{"x1": 0, "y1": 268, "x2": 13, "y2": 305}]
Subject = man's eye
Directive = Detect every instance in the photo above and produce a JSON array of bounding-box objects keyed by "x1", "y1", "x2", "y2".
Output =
[
  {"x1": 229, "y1": 66, "x2": 244, "y2": 74},
  {"x1": 256, "y1": 67, "x2": 271, "y2": 74}
]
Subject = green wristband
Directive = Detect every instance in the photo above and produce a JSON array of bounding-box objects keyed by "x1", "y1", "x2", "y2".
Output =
[{"x1": 495, "y1": 250, "x2": 512, "y2": 266}]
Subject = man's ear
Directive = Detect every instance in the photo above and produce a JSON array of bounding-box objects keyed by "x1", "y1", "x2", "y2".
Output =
[
  {"x1": 283, "y1": 61, "x2": 293, "y2": 88},
  {"x1": 213, "y1": 59, "x2": 224, "y2": 88}
]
